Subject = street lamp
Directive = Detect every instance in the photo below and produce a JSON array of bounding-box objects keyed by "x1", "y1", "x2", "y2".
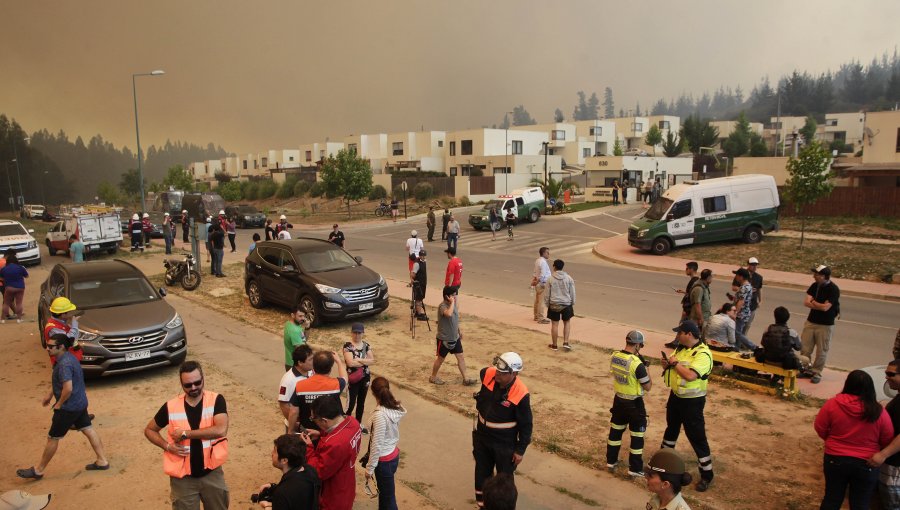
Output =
[
  {"x1": 541, "y1": 141, "x2": 549, "y2": 211},
  {"x1": 11, "y1": 136, "x2": 29, "y2": 206},
  {"x1": 133, "y1": 69, "x2": 165, "y2": 212},
  {"x1": 505, "y1": 110, "x2": 513, "y2": 193}
]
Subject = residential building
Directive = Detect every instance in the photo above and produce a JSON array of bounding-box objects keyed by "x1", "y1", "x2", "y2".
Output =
[
  {"x1": 841, "y1": 110, "x2": 900, "y2": 187},
  {"x1": 611, "y1": 116, "x2": 650, "y2": 151},
  {"x1": 764, "y1": 116, "x2": 808, "y2": 155},
  {"x1": 268, "y1": 149, "x2": 302, "y2": 171},
  {"x1": 444, "y1": 128, "x2": 558, "y2": 179},
  {"x1": 822, "y1": 112, "x2": 865, "y2": 151},
  {"x1": 568, "y1": 120, "x2": 617, "y2": 165},
  {"x1": 343, "y1": 133, "x2": 387, "y2": 173},
  {"x1": 299, "y1": 142, "x2": 344, "y2": 169},
  {"x1": 385, "y1": 131, "x2": 446, "y2": 172},
  {"x1": 710, "y1": 120, "x2": 764, "y2": 149},
  {"x1": 583, "y1": 155, "x2": 693, "y2": 199}
]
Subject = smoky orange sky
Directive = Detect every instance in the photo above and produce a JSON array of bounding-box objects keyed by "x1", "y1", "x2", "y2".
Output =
[{"x1": 2, "y1": 0, "x2": 898, "y2": 155}]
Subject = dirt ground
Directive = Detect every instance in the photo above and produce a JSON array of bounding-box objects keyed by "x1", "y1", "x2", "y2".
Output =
[{"x1": 146, "y1": 263, "x2": 828, "y2": 510}]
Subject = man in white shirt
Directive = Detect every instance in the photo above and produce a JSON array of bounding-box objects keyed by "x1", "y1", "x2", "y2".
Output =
[
  {"x1": 532, "y1": 247, "x2": 551, "y2": 324},
  {"x1": 406, "y1": 230, "x2": 424, "y2": 273},
  {"x1": 278, "y1": 345, "x2": 314, "y2": 426},
  {"x1": 277, "y1": 229, "x2": 292, "y2": 240}
]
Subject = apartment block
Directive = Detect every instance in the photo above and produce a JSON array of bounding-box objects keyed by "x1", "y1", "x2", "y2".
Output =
[
  {"x1": 385, "y1": 131, "x2": 446, "y2": 172},
  {"x1": 299, "y1": 142, "x2": 345, "y2": 168},
  {"x1": 445, "y1": 128, "x2": 556, "y2": 177},
  {"x1": 344, "y1": 133, "x2": 388, "y2": 173},
  {"x1": 823, "y1": 112, "x2": 865, "y2": 151}
]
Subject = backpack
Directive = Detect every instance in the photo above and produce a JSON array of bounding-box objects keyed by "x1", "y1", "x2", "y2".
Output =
[{"x1": 761, "y1": 324, "x2": 798, "y2": 369}]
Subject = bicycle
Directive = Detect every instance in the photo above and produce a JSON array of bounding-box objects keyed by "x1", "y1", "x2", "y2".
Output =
[
  {"x1": 409, "y1": 282, "x2": 431, "y2": 339},
  {"x1": 374, "y1": 202, "x2": 391, "y2": 217}
]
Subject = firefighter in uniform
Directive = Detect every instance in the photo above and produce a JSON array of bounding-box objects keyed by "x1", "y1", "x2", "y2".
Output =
[
  {"x1": 130, "y1": 213, "x2": 143, "y2": 252},
  {"x1": 472, "y1": 352, "x2": 532, "y2": 508},
  {"x1": 661, "y1": 319, "x2": 714, "y2": 492},
  {"x1": 606, "y1": 330, "x2": 652, "y2": 476}
]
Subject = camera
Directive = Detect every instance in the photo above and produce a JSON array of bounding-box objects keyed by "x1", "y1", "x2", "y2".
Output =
[{"x1": 250, "y1": 483, "x2": 277, "y2": 503}]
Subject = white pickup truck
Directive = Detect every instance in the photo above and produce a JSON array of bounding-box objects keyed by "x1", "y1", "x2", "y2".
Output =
[{"x1": 45, "y1": 212, "x2": 123, "y2": 257}]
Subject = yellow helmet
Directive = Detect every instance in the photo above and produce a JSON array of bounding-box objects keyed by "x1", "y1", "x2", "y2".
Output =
[{"x1": 50, "y1": 297, "x2": 77, "y2": 314}]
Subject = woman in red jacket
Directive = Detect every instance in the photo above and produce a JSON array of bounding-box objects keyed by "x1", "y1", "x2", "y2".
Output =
[{"x1": 814, "y1": 370, "x2": 894, "y2": 510}]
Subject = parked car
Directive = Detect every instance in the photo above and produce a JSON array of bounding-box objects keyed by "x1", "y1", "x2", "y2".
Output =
[
  {"x1": 244, "y1": 238, "x2": 389, "y2": 325},
  {"x1": 0, "y1": 219, "x2": 41, "y2": 266},
  {"x1": 46, "y1": 212, "x2": 122, "y2": 257},
  {"x1": 37, "y1": 260, "x2": 187, "y2": 377},
  {"x1": 20, "y1": 204, "x2": 45, "y2": 219},
  {"x1": 468, "y1": 186, "x2": 545, "y2": 230},
  {"x1": 225, "y1": 204, "x2": 266, "y2": 228}
]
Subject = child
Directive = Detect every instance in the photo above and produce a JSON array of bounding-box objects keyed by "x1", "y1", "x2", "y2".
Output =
[{"x1": 504, "y1": 208, "x2": 516, "y2": 241}]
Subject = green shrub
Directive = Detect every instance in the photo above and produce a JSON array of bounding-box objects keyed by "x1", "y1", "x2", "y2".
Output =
[
  {"x1": 293, "y1": 180, "x2": 311, "y2": 197},
  {"x1": 368, "y1": 184, "x2": 387, "y2": 201},
  {"x1": 242, "y1": 182, "x2": 259, "y2": 200},
  {"x1": 218, "y1": 181, "x2": 242, "y2": 202},
  {"x1": 458, "y1": 196, "x2": 471, "y2": 206},
  {"x1": 276, "y1": 177, "x2": 298, "y2": 199},
  {"x1": 257, "y1": 180, "x2": 278, "y2": 199},
  {"x1": 309, "y1": 182, "x2": 326, "y2": 198},
  {"x1": 413, "y1": 182, "x2": 434, "y2": 201}
]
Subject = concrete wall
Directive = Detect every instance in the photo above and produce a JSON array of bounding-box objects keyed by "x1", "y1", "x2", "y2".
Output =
[
  {"x1": 372, "y1": 174, "x2": 392, "y2": 194},
  {"x1": 862, "y1": 111, "x2": 900, "y2": 164},
  {"x1": 730, "y1": 157, "x2": 790, "y2": 185}
]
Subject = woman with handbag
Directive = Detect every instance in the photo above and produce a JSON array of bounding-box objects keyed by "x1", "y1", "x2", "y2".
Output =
[
  {"x1": 344, "y1": 322, "x2": 375, "y2": 433},
  {"x1": 364, "y1": 377, "x2": 407, "y2": 510},
  {"x1": 545, "y1": 259, "x2": 576, "y2": 351}
]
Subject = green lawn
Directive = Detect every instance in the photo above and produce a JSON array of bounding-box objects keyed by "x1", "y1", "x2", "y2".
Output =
[{"x1": 779, "y1": 216, "x2": 900, "y2": 240}]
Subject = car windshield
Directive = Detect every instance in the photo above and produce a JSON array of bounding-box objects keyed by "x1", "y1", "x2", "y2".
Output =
[
  {"x1": 237, "y1": 206, "x2": 259, "y2": 214},
  {"x1": 482, "y1": 200, "x2": 504, "y2": 211},
  {"x1": 0, "y1": 224, "x2": 28, "y2": 236},
  {"x1": 295, "y1": 246, "x2": 359, "y2": 273},
  {"x1": 69, "y1": 275, "x2": 160, "y2": 309},
  {"x1": 644, "y1": 197, "x2": 674, "y2": 221}
]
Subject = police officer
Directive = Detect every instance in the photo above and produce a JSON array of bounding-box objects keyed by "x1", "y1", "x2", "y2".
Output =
[
  {"x1": 661, "y1": 320, "x2": 714, "y2": 492},
  {"x1": 606, "y1": 330, "x2": 651, "y2": 476},
  {"x1": 473, "y1": 352, "x2": 532, "y2": 509}
]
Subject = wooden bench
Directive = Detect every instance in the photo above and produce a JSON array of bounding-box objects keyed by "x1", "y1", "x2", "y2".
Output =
[{"x1": 711, "y1": 351, "x2": 799, "y2": 396}]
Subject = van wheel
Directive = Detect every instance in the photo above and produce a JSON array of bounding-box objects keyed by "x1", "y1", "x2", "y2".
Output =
[
  {"x1": 743, "y1": 226, "x2": 763, "y2": 244},
  {"x1": 247, "y1": 280, "x2": 266, "y2": 309},
  {"x1": 529, "y1": 208, "x2": 540, "y2": 223},
  {"x1": 651, "y1": 237, "x2": 671, "y2": 255},
  {"x1": 473, "y1": 225, "x2": 483, "y2": 231},
  {"x1": 46, "y1": 240, "x2": 57, "y2": 256}
]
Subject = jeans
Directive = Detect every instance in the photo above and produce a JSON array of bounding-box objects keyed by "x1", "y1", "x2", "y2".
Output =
[
  {"x1": 164, "y1": 232, "x2": 172, "y2": 254},
  {"x1": 227, "y1": 233, "x2": 236, "y2": 252},
  {"x1": 820, "y1": 454, "x2": 878, "y2": 510},
  {"x1": 374, "y1": 455, "x2": 399, "y2": 510},
  {"x1": 447, "y1": 233, "x2": 458, "y2": 252},
  {"x1": 212, "y1": 248, "x2": 224, "y2": 275},
  {"x1": 734, "y1": 317, "x2": 757, "y2": 351}
]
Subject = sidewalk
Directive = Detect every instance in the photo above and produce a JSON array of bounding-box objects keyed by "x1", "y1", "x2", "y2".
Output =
[{"x1": 592, "y1": 234, "x2": 900, "y2": 302}]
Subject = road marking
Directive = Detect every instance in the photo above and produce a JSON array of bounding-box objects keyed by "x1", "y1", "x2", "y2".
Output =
[
  {"x1": 631, "y1": 211, "x2": 647, "y2": 219},
  {"x1": 785, "y1": 309, "x2": 896, "y2": 330},
  {"x1": 572, "y1": 217, "x2": 622, "y2": 235},
  {"x1": 601, "y1": 211, "x2": 637, "y2": 223}
]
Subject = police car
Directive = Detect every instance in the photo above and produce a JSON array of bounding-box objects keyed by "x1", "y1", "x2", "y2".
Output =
[{"x1": 0, "y1": 219, "x2": 41, "y2": 266}]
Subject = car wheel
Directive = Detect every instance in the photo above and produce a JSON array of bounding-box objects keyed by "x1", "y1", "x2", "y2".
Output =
[
  {"x1": 247, "y1": 279, "x2": 266, "y2": 309},
  {"x1": 46, "y1": 240, "x2": 57, "y2": 256},
  {"x1": 529, "y1": 208, "x2": 540, "y2": 223},
  {"x1": 743, "y1": 226, "x2": 763, "y2": 244},
  {"x1": 651, "y1": 237, "x2": 671, "y2": 255},
  {"x1": 299, "y1": 294, "x2": 320, "y2": 327}
]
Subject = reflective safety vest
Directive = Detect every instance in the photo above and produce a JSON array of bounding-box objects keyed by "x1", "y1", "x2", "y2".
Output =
[
  {"x1": 610, "y1": 350, "x2": 643, "y2": 399},
  {"x1": 44, "y1": 317, "x2": 82, "y2": 365},
  {"x1": 477, "y1": 367, "x2": 529, "y2": 430},
  {"x1": 163, "y1": 391, "x2": 228, "y2": 478},
  {"x1": 664, "y1": 342, "x2": 713, "y2": 398}
]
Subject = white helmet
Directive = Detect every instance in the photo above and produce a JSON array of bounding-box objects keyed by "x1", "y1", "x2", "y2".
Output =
[
  {"x1": 494, "y1": 352, "x2": 523, "y2": 373},
  {"x1": 164, "y1": 212, "x2": 170, "y2": 216},
  {"x1": 206, "y1": 216, "x2": 212, "y2": 222},
  {"x1": 279, "y1": 214, "x2": 287, "y2": 220},
  {"x1": 132, "y1": 213, "x2": 139, "y2": 220},
  {"x1": 182, "y1": 209, "x2": 187, "y2": 214},
  {"x1": 219, "y1": 210, "x2": 225, "y2": 215},
  {"x1": 410, "y1": 230, "x2": 418, "y2": 237},
  {"x1": 142, "y1": 213, "x2": 149, "y2": 218}
]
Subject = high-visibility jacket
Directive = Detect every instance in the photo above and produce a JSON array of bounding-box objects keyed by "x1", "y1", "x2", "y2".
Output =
[
  {"x1": 664, "y1": 342, "x2": 713, "y2": 398},
  {"x1": 475, "y1": 367, "x2": 533, "y2": 454},
  {"x1": 43, "y1": 317, "x2": 82, "y2": 365},
  {"x1": 163, "y1": 391, "x2": 228, "y2": 478},
  {"x1": 610, "y1": 350, "x2": 644, "y2": 399}
]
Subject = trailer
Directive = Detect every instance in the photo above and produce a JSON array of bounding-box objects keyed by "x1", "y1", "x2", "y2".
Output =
[{"x1": 45, "y1": 212, "x2": 123, "y2": 257}]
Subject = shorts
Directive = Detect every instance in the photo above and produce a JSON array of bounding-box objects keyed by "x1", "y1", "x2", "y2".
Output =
[
  {"x1": 49, "y1": 408, "x2": 92, "y2": 438},
  {"x1": 436, "y1": 337, "x2": 463, "y2": 357},
  {"x1": 548, "y1": 304, "x2": 574, "y2": 322}
]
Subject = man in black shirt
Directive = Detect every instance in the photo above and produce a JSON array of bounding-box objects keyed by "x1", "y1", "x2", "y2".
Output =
[
  {"x1": 144, "y1": 361, "x2": 229, "y2": 510},
  {"x1": 870, "y1": 359, "x2": 900, "y2": 508},
  {"x1": 800, "y1": 265, "x2": 840, "y2": 384},
  {"x1": 327, "y1": 224, "x2": 345, "y2": 248},
  {"x1": 208, "y1": 222, "x2": 226, "y2": 277},
  {"x1": 256, "y1": 434, "x2": 320, "y2": 510}
]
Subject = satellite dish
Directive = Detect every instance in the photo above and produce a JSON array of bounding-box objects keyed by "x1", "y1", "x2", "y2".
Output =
[{"x1": 864, "y1": 127, "x2": 879, "y2": 146}]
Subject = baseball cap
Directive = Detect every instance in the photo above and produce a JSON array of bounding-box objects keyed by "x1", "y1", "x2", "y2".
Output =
[
  {"x1": 625, "y1": 330, "x2": 645, "y2": 345},
  {"x1": 672, "y1": 320, "x2": 701, "y2": 338},
  {"x1": 812, "y1": 265, "x2": 831, "y2": 277},
  {"x1": 646, "y1": 450, "x2": 686, "y2": 476},
  {"x1": 418, "y1": 249, "x2": 427, "y2": 257},
  {"x1": 351, "y1": 322, "x2": 365, "y2": 333},
  {"x1": 444, "y1": 247, "x2": 456, "y2": 255},
  {"x1": 748, "y1": 257, "x2": 759, "y2": 265},
  {"x1": 732, "y1": 268, "x2": 751, "y2": 279},
  {"x1": 0, "y1": 490, "x2": 51, "y2": 510}
]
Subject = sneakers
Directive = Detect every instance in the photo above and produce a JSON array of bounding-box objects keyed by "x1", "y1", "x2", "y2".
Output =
[
  {"x1": 606, "y1": 462, "x2": 617, "y2": 471},
  {"x1": 695, "y1": 479, "x2": 711, "y2": 492},
  {"x1": 627, "y1": 470, "x2": 645, "y2": 477},
  {"x1": 428, "y1": 377, "x2": 445, "y2": 385},
  {"x1": 811, "y1": 374, "x2": 822, "y2": 384},
  {"x1": 463, "y1": 378, "x2": 477, "y2": 386},
  {"x1": 798, "y1": 371, "x2": 814, "y2": 379}
]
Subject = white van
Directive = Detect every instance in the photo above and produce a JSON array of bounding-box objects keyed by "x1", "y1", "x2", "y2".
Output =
[
  {"x1": 0, "y1": 219, "x2": 41, "y2": 265},
  {"x1": 45, "y1": 212, "x2": 123, "y2": 257},
  {"x1": 628, "y1": 175, "x2": 780, "y2": 255}
]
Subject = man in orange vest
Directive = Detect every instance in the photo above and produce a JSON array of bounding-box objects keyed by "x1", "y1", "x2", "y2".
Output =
[
  {"x1": 144, "y1": 361, "x2": 229, "y2": 510},
  {"x1": 44, "y1": 297, "x2": 84, "y2": 366},
  {"x1": 472, "y1": 352, "x2": 533, "y2": 509}
]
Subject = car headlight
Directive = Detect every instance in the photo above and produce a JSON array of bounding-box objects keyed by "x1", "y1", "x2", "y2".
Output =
[
  {"x1": 165, "y1": 313, "x2": 183, "y2": 329},
  {"x1": 28, "y1": 241, "x2": 37, "y2": 249},
  {"x1": 245, "y1": 215, "x2": 251, "y2": 219},
  {"x1": 315, "y1": 283, "x2": 342, "y2": 294},
  {"x1": 77, "y1": 329, "x2": 100, "y2": 343},
  {"x1": 638, "y1": 229, "x2": 648, "y2": 238},
  {"x1": 378, "y1": 276, "x2": 385, "y2": 287}
]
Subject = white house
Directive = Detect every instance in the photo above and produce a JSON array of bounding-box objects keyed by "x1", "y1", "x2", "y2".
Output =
[
  {"x1": 343, "y1": 133, "x2": 387, "y2": 173},
  {"x1": 823, "y1": 111, "x2": 865, "y2": 151},
  {"x1": 612, "y1": 116, "x2": 650, "y2": 151},
  {"x1": 583, "y1": 155, "x2": 694, "y2": 199},
  {"x1": 299, "y1": 142, "x2": 345, "y2": 169},
  {"x1": 268, "y1": 149, "x2": 302, "y2": 171},
  {"x1": 569, "y1": 120, "x2": 617, "y2": 164},
  {"x1": 385, "y1": 131, "x2": 446, "y2": 172}
]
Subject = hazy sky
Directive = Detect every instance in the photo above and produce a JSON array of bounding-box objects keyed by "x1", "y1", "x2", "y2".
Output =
[{"x1": 2, "y1": 0, "x2": 898, "y2": 155}]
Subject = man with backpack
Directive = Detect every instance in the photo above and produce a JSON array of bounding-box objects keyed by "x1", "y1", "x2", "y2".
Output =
[{"x1": 760, "y1": 306, "x2": 809, "y2": 371}]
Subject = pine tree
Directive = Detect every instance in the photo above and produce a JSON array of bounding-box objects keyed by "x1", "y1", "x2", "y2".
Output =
[{"x1": 603, "y1": 87, "x2": 615, "y2": 119}]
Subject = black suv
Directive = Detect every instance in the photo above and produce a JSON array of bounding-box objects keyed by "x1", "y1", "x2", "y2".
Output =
[
  {"x1": 244, "y1": 238, "x2": 389, "y2": 325},
  {"x1": 225, "y1": 204, "x2": 266, "y2": 228}
]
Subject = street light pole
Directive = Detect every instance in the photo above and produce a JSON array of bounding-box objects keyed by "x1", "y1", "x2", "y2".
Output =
[
  {"x1": 132, "y1": 69, "x2": 165, "y2": 213},
  {"x1": 505, "y1": 110, "x2": 513, "y2": 194},
  {"x1": 4, "y1": 161, "x2": 14, "y2": 212},
  {"x1": 541, "y1": 141, "x2": 549, "y2": 211},
  {"x1": 12, "y1": 137, "x2": 27, "y2": 206}
]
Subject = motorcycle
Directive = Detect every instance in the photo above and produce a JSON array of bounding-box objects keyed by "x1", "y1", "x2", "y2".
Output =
[{"x1": 164, "y1": 254, "x2": 202, "y2": 291}]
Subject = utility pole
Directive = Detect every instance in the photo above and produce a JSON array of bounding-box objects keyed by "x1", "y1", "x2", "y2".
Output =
[{"x1": 541, "y1": 141, "x2": 549, "y2": 211}]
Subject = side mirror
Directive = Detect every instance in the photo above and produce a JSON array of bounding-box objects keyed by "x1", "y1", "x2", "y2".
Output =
[
  {"x1": 158, "y1": 287, "x2": 167, "y2": 297},
  {"x1": 666, "y1": 213, "x2": 675, "y2": 222},
  {"x1": 354, "y1": 256, "x2": 363, "y2": 264},
  {"x1": 282, "y1": 265, "x2": 296, "y2": 273}
]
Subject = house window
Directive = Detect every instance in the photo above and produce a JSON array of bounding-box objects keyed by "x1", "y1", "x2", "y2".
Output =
[
  {"x1": 589, "y1": 127, "x2": 602, "y2": 136},
  {"x1": 552, "y1": 129, "x2": 565, "y2": 141},
  {"x1": 658, "y1": 121, "x2": 670, "y2": 130},
  {"x1": 289, "y1": 156, "x2": 294, "y2": 162},
  {"x1": 771, "y1": 121, "x2": 783, "y2": 130},
  {"x1": 631, "y1": 123, "x2": 643, "y2": 133},
  {"x1": 242, "y1": 160, "x2": 247, "y2": 170},
  {"x1": 825, "y1": 118, "x2": 838, "y2": 127},
  {"x1": 261, "y1": 157, "x2": 268, "y2": 167},
  {"x1": 702, "y1": 195, "x2": 728, "y2": 214},
  {"x1": 305, "y1": 151, "x2": 312, "y2": 161},
  {"x1": 461, "y1": 140, "x2": 473, "y2": 155},
  {"x1": 511, "y1": 140, "x2": 523, "y2": 155},
  {"x1": 896, "y1": 128, "x2": 900, "y2": 152},
  {"x1": 438, "y1": 140, "x2": 444, "y2": 147},
  {"x1": 450, "y1": 167, "x2": 457, "y2": 176},
  {"x1": 254, "y1": 160, "x2": 258, "y2": 169},
  {"x1": 494, "y1": 167, "x2": 510, "y2": 174},
  {"x1": 392, "y1": 142, "x2": 403, "y2": 156},
  {"x1": 450, "y1": 141, "x2": 456, "y2": 156},
  {"x1": 582, "y1": 148, "x2": 591, "y2": 158},
  {"x1": 348, "y1": 143, "x2": 357, "y2": 154},
  {"x1": 320, "y1": 150, "x2": 325, "y2": 159}
]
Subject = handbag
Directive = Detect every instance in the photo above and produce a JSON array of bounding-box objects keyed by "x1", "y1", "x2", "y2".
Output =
[{"x1": 348, "y1": 368, "x2": 364, "y2": 384}]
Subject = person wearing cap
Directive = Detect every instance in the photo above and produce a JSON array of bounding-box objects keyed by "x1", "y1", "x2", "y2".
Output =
[
  {"x1": 129, "y1": 213, "x2": 143, "y2": 252},
  {"x1": 44, "y1": 297, "x2": 83, "y2": 366},
  {"x1": 17, "y1": 332, "x2": 109, "y2": 480},
  {"x1": 0, "y1": 490, "x2": 52, "y2": 510},
  {"x1": 181, "y1": 210, "x2": 190, "y2": 245},
  {"x1": 328, "y1": 223, "x2": 345, "y2": 248},
  {"x1": 275, "y1": 214, "x2": 293, "y2": 237},
  {"x1": 429, "y1": 286, "x2": 475, "y2": 386},
  {"x1": 283, "y1": 306, "x2": 310, "y2": 372},
  {"x1": 645, "y1": 449, "x2": 694, "y2": 510},
  {"x1": 730, "y1": 268, "x2": 758, "y2": 352},
  {"x1": 406, "y1": 230, "x2": 424, "y2": 273},
  {"x1": 745, "y1": 257, "x2": 764, "y2": 330},
  {"x1": 343, "y1": 322, "x2": 375, "y2": 433},
  {"x1": 444, "y1": 247, "x2": 463, "y2": 295},
  {"x1": 410, "y1": 249, "x2": 428, "y2": 320},
  {"x1": 141, "y1": 212, "x2": 153, "y2": 248},
  {"x1": 800, "y1": 265, "x2": 841, "y2": 384},
  {"x1": 661, "y1": 319, "x2": 714, "y2": 492},
  {"x1": 446, "y1": 213, "x2": 461, "y2": 252},
  {"x1": 162, "y1": 212, "x2": 174, "y2": 255},
  {"x1": 472, "y1": 352, "x2": 532, "y2": 509},
  {"x1": 606, "y1": 330, "x2": 652, "y2": 477},
  {"x1": 426, "y1": 206, "x2": 436, "y2": 242}
]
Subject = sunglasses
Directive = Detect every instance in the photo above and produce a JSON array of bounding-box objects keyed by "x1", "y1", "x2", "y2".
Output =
[
  {"x1": 45, "y1": 343, "x2": 60, "y2": 349},
  {"x1": 182, "y1": 379, "x2": 204, "y2": 389},
  {"x1": 886, "y1": 371, "x2": 898, "y2": 378}
]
